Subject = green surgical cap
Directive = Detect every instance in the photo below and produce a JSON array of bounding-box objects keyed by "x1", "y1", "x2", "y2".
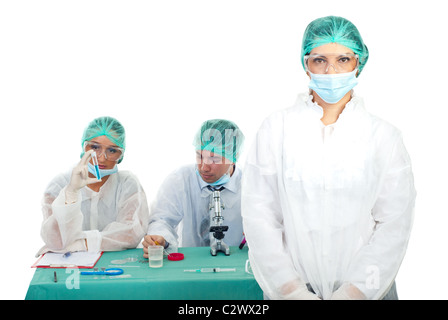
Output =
[
  {"x1": 80, "y1": 116, "x2": 126, "y2": 163},
  {"x1": 301, "y1": 16, "x2": 369, "y2": 76},
  {"x1": 193, "y1": 119, "x2": 245, "y2": 163}
]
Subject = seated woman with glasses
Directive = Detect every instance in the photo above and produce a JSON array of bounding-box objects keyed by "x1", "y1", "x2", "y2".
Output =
[{"x1": 37, "y1": 116, "x2": 149, "y2": 256}]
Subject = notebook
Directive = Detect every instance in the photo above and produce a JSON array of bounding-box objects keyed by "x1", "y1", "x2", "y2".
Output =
[{"x1": 32, "y1": 251, "x2": 103, "y2": 268}]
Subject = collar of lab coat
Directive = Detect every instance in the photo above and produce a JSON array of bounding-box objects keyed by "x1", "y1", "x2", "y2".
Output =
[
  {"x1": 300, "y1": 91, "x2": 366, "y2": 123},
  {"x1": 197, "y1": 165, "x2": 240, "y2": 197},
  {"x1": 82, "y1": 172, "x2": 118, "y2": 208},
  {"x1": 297, "y1": 91, "x2": 371, "y2": 143}
]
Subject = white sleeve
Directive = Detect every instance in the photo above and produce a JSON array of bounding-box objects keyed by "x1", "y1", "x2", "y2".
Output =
[
  {"x1": 40, "y1": 185, "x2": 87, "y2": 252},
  {"x1": 242, "y1": 115, "x2": 304, "y2": 299},
  {"x1": 345, "y1": 134, "x2": 416, "y2": 299},
  {"x1": 99, "y1": 173, "x2": 150, "y2": 251},
  {"x1": 40, "y1": 173, "x2": 150, "y2": 254},
  {"x1": 147, "y1": 171, "x2": 185, "y2": 251}
]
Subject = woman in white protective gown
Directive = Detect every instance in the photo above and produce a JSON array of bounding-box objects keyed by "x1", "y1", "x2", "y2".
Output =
[
  {"x1": 38, "y1": 116, "x2": 149, "y2": 256},
  {"x1": 241, "y1": 16, "x2": 416, "y2": 300}
]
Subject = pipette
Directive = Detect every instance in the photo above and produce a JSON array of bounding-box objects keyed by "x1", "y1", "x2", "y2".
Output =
[
  {"x1": 184, "y1": 268, "x2": 236, "y2": 273},
  {"x1": 91, "y1": 152, "x2": 101, "y2": 180}
]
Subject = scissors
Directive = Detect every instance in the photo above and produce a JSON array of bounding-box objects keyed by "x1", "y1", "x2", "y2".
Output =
[{"x1": 80, "y1": 268, "x2": 124, "y2": 276}]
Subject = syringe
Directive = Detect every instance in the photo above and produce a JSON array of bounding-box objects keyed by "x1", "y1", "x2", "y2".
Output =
[{"x1": 184, "y1": 268, "x2": 236, "y2": 273}]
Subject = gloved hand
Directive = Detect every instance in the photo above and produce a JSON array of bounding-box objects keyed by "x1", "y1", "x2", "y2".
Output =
[
  {"x1": 280, "y1": 279, "x2": 321, "y2": 300},
  {"x1": 330, "y1": 283, "x2": 366, "y2": 300},
  {"x1": 65, "y1": 150, "x2": 101, "y2": 204}
]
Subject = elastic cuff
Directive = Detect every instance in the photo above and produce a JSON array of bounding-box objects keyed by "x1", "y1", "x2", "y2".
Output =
[
  {"x1": 52, "y1": 187, "x2": 82, "y2": 224},
  {"x1": 63, "y1": 185, "x2": 81, "y2": 205}
]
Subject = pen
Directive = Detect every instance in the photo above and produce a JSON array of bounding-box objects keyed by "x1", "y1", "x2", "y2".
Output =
[
  {"x1": 154, "y1": 240, "x2": 170, "y2": 256},
  {"x1": 49, "y1": 264, "x2": 77, "y2": 268},
  {"x1": 53, "y1": 271, "x2": 57, "y2": 283}
]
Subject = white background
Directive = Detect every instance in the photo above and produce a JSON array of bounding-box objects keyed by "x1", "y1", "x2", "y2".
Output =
[{"x1": 1, "y1": 0, "x2": 446, "y2": 300}]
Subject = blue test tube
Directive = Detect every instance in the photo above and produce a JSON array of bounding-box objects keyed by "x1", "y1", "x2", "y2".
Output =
[{"x1": 92, "y1": 152, "x2": 101, "y2": 180}]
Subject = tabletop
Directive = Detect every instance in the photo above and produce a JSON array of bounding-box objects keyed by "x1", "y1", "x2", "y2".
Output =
[{"x1": 25, "y1": 246, "x2": 263, "y2": 300}]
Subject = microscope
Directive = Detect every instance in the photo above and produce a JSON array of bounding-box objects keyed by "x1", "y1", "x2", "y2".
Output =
[{"x1": 208, "y1": 187, "x2": 230, "y2": 256}]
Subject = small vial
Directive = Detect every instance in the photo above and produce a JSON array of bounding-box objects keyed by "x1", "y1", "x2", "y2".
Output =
[{"x1": 91, "y1": 152, "x2": 101, "y2": 180}]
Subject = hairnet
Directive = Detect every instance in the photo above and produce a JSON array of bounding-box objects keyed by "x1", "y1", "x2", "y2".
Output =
[
  {"x1": 301, "y1": 16, "x2": 369, "y2": 76},
  {"x1": 193, "y1": 119, "x2": 245, "y2": 163},
  {"x1": 80, "y1": 116, "x2": 126, "y2": 163}
]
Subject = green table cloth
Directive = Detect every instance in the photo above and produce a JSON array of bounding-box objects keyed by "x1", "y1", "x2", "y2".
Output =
[{"x1": 25, "y1": 246, "x2": 263, "y2": 300}]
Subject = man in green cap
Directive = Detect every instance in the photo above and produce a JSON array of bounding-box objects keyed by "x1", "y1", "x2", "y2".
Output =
[{"x1": 142, "y1": 119, "x2": 245, "y2": 256}]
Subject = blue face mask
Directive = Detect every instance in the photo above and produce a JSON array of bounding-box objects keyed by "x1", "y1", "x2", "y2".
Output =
[
  {"x1": 209, "y1": 172, "x2": 231, "y2": 187},
  {"x1": 196, "y1": 168, "x2": 231, "y2": 187},
  {"x1": 88, "y1": 162, "x2": 118, "y2": 179},
  {"x1": 308, "y1": 69, "x2": 358, "y2": 104}
]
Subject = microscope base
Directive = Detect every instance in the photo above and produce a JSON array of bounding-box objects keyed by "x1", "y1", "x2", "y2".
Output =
[{"x1": 210, "y1": 240, "x2": 230, "y2": 256}]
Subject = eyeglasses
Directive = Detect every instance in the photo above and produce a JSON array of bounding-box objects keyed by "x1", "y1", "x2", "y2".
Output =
[
  {"x1": 83, "y1": 141, "x2": 124, "y2": 162},
  {"x1": 304, "y1": 53, "x2": 359, "y2": 74}
]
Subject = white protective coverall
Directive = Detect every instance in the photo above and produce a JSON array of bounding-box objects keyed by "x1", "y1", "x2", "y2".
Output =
[
  {"x1": 147, "y1": 165, "x2": 244, "y2": 251},
  {"x1": 38, "y1": 170, "x2": 150, "y2": 256},
  {"x1": 242, "y1": 93, "x2": 416, "y2": 300}
]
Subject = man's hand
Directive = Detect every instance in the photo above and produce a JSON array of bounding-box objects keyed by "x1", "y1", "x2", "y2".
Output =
[{"x1": 142, "y1": 235, "x2": 166, "y2": 258}]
